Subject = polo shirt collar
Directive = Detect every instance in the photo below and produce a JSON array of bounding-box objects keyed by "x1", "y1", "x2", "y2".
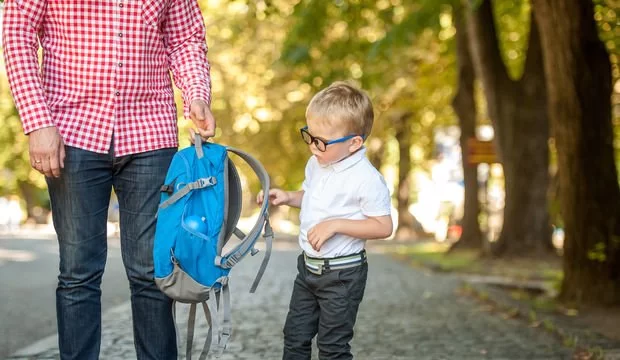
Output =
[{"x1": 328, "y1": 147, "x2": 366, "y2": 173}]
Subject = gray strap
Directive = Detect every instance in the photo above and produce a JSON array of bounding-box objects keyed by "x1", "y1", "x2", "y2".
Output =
[
  {"x1": 221, "y1": 214, "x2": 268, "y2": 269},
  {"x1": 217, "y1": 147, "x2": 270, "y2": 269},
  {"x1": 194, "y1": 133, "x2": 204, "y2": 159},
  {"x1": 250, "y1": 218, "x2": 273, "y2": 293},
  {"x1": 225, "y1": 147, "x2": 270, "y2": 223},
  {"x1": 206, "y1": 288, "x2": 220, "y2": 357},
  {"x1": 186, "y1": 303, "x2": 197, "y2": 360},
  {"x1": 212, "y1": 284, "x2": 232, "y2": 358},
  {"x1": 159, "y1": 177, "x2": 217, "y2": 209},
  {"x1": 233, "y1": 227, "x2": 246, "y2": 239},
  {"x1": 216, "y1": 160, "x2": 231, "y2": 254},
  {"x1": 197, "y1": 302, "x2": 213, "y2": 360},
  {"x1": 172, "y1": 300, "x2": 182, "y2": 357}
]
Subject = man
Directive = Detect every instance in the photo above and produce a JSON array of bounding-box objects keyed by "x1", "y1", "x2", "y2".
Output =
[{"x1": 2, "y1": 1, "x2": 215, "y2": 359}]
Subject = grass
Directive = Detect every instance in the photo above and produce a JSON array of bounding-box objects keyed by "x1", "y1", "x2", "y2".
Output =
[
  {"x1": 392, "y1": 242, "x2": 482, "y2": 272},
  {"x1": 392, "y1": 241, "x2": 563, "y2": 286}
]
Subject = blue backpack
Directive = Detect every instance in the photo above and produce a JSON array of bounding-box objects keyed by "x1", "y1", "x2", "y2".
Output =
[{"x1": 154, "y1": 136, "x2": 272, "y2": 359}]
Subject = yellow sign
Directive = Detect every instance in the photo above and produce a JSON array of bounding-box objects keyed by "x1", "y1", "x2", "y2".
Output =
[{"x1": 467, "y1": 138, "x2": 498, "y2": 164}]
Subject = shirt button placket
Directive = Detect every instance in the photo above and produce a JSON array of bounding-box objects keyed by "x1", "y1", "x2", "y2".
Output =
[{"x1": 115, "y1": 1, "x2": 124, "y2": 99}]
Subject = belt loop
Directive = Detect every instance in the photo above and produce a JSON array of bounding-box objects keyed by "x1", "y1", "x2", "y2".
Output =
[{"x1": 322, "y1": 261, "x2": 330, "y2": 272}]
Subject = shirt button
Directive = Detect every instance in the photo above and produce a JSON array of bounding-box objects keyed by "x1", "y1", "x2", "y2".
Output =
[
  {"x1": 115, "y1": 91, "x2": 121, "y2": 96},
  {"x1": 118, "y1": 33, "x2": 123, "y2": 37},
  {"x1": 119, "y1": 3, "x2": 124, "y2": 7},
  {"x1": 118, "y1": 62, "x2": 123, "y2": 67}
]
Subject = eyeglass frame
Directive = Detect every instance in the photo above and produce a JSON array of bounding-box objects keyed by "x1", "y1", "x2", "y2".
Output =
[{"x1": 300, "y1": 126, "x2": 365, "y2": 152}]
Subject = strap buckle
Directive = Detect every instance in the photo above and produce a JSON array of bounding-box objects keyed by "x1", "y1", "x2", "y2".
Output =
[
  {"x1": 198, "y1": 177, "x2": 217, "y2": 187},
  {"x1": 160, "y1": 184, "x2": 174, "y2": 194}
]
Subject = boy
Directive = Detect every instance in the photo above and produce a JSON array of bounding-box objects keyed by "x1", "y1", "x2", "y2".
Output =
[{"x1": 258, "y1": 81, "x2": 393, "y2": 360}]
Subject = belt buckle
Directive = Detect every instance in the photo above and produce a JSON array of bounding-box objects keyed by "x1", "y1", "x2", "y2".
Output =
[
  {"x1": 305, "y1": 258, "x2": 324, "y2": 275},
  {"x1": 316, "y1": 263, "x2": 324, "y2": 275}
]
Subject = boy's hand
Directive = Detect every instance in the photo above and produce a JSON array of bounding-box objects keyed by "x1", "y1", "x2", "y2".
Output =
[
  {"x1": 308, "y1": 220, "x2": 340, "y2": 251},
  {"x1": 257, "y1": 189, "x2": 290, "y2": 206}
]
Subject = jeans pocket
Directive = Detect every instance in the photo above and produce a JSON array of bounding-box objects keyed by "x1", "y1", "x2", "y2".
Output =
[{"x1": 337, "y1": 264, "x2": 368, "y2": 302}]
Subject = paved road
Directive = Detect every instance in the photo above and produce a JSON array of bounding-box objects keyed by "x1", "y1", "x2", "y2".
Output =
[
  {"x1": 0, "y1": 232, "x2": 130, "y2": 359},
  {"x1": 7, "y1": 245, "x2": 575, "y2": 360}
]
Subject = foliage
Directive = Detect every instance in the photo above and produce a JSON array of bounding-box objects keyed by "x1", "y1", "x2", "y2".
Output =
[
  {"x1": 279, "y1": 0, "x2": 459, "y2": 196},
  {"x1": 0, "y1": 0, "x2": 618, "y2": 213},
  {"x1": 592, "y1": 0, "x2": 620, "y2": 174},
  {"x1": 0, "y1": 68, "x2": 48, "y2": 198}
]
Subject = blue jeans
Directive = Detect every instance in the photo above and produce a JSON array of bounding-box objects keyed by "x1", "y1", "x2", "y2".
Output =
[{"x1": 46, "y1": 146, "x2": 177, "y2": 360}]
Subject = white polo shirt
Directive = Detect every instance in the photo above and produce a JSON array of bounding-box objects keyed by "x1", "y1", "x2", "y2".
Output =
[{"x1": 299, "y1": 147, "x2": 392, "y2": 258}]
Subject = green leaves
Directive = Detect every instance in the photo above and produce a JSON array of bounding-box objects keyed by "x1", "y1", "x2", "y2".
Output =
[
  {"x1": 369, "y1": 0, "x2": 453, "y2": 60},
  {"x1": 587, "y1": 242, "x2": 607, "y2": 262}
]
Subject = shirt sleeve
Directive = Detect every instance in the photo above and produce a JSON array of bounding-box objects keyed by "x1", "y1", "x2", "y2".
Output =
[
  {"x1": 2, "y1": 0, "x2": 55, "y2": 134},
  {"x1": 162, "y1": 0, "x2": 211, "y2": 118},
  {"x1": 359, "y1": 173, "x2": 392, "y2": 217}
]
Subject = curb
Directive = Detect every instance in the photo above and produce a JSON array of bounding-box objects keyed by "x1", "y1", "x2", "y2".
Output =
[
  {"x1": 8, "y1": 302, "x2": 133, "y2": 359},
  {"x1": 463, "y1": 280, "x2": 620, "y2": 359}
]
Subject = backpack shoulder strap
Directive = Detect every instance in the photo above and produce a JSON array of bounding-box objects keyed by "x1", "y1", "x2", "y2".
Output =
[{"x1": 220, "y1": 146, "x2": 273, "y2": 293}]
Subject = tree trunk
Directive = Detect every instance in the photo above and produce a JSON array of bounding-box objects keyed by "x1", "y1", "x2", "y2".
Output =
[
  {"x1": 466, "y1": 0, "x2": 553, "y2": 257},
  {"x1": 393, "y1": 111, "x2": 423, "y2": 240},
  {"x1": 532, "y1": 0, "x2": 620, "y2": 305},
  {"x1": 450, "y1": 8, "x2": 483, "y2": 251}
]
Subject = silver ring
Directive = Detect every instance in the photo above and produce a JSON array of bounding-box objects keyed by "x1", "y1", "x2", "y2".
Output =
[{"x1": 34, "y1": 160, "x2": 42, "y2": 163}]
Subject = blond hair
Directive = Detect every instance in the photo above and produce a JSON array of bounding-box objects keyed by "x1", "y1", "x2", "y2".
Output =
[{"x1": 306, "y1": 81, "x2": 374, "y2": 137}]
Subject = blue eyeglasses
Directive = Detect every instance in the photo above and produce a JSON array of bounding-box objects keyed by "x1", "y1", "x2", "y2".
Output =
[{"x1": 300, "y1": 126, "x2": 363, "y2": 152}]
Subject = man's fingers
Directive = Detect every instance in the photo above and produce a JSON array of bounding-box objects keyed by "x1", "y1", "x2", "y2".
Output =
[
  {"x1": 189, "y1": 127, "x2": 214, "y2": 143},
  {"x1": 40, "y1": 158, "x2": 53, "y2": 178},
  {"x1": 188, "y1": 128, "x2": 208, "y2": 143},
  {"x1": 196, "y1": 127, "x2": 214, "y2": 138},
  {"x1": 28, "y1": 126, "x2": 64, "y2": 176},
  {"x1": 49, "y1": 152, "x2": 61, "y2": 178},
  {"x1": 191, "y1": 106, "x2": 206, "y2": 121},
  {"x1": 59, "y1": 142, "x2": 66, "y2": 169}
]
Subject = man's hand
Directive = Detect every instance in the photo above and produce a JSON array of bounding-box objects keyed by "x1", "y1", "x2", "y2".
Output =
[
  {"x1": 308, "y1": 219, "x2": 340, "y2": 251},
  {"x1": 189, "y1": 99, "x2": 216, "y2": 142},
  {"x1": 29, "y1": 126, "x2": 65, "y2": 178},
  {"x1": 256, "y1": 189, "x2": 291, "y2": 207}
]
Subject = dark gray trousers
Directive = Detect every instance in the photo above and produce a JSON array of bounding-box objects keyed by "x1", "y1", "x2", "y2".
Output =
[{"x1": 282, "y1": 253, "x2": 368, "y2": 360}]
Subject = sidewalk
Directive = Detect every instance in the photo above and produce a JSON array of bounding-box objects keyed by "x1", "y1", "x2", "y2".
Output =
[{"x1": 7, "y1": 244, "x2": 620, "y2": 359}]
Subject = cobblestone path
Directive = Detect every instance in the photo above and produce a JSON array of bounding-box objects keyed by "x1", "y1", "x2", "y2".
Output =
[{"x1": 8, "y1": 249, "x2": 574, "y2": 360}]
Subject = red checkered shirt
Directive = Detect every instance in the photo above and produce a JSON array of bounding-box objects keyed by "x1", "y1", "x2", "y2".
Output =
[{"x1": 2, "y1": 0, "x2": 211, "y2": 156}]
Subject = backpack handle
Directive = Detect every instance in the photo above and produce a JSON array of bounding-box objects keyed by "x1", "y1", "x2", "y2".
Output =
[{"x1": 194, "y1": 133, "x2": 205, "y2": 159}]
